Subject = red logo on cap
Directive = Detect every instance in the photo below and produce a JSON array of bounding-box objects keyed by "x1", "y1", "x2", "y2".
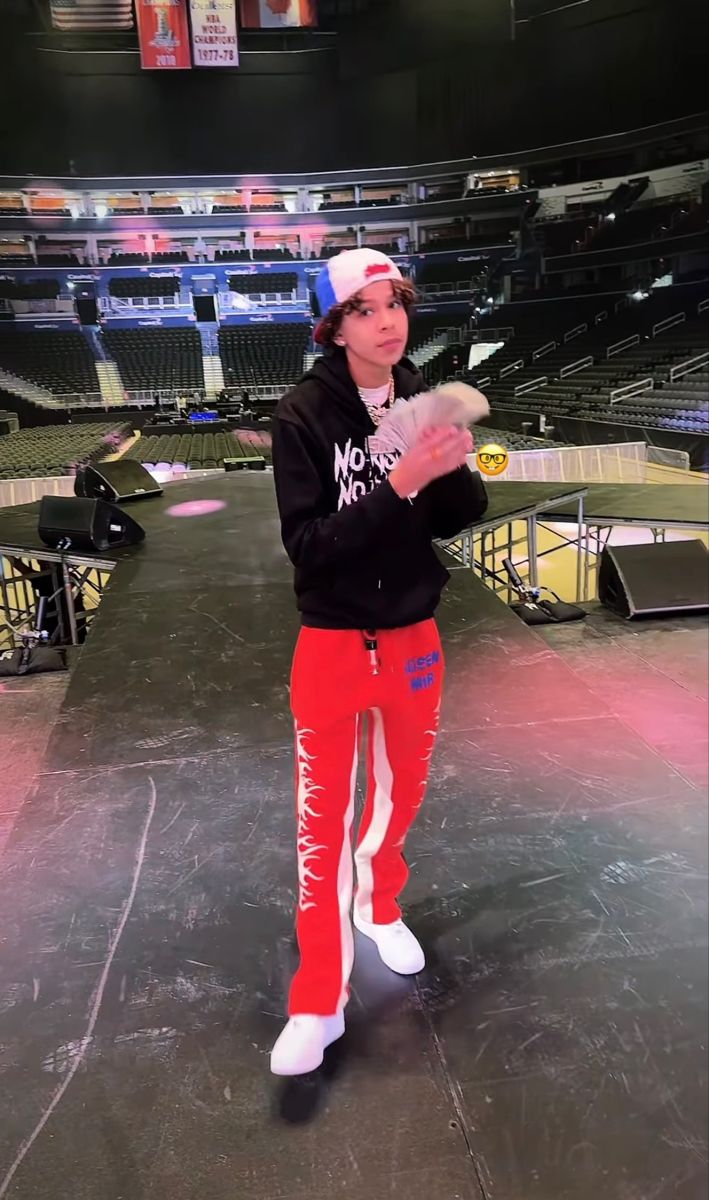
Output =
[{"x1": 364, "y1": 263, "x2": 392, "y2": 278}]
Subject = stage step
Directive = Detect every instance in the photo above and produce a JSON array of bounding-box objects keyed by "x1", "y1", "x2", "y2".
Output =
[
  {"x1": 202, "y1": 354, "x2": 224, "y2": 399},
  {"x1": 96, "y1": 361, "x2": 125, "y2": 406}
]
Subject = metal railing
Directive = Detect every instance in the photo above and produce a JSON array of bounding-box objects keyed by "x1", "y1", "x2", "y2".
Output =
[
  {"x1": 532, "y1": 340, "x2": 556, "y2": 361},
  {"x1": 610, "y1": 377, "x2": 654, "y2": 404},
  {"x1": 464, "y1": 326, "x2": 515, "y2": 343},
  {"x1": 514, "y1": 376, "x2": 547, "y2": 396},
  {"x1": 698, "y1": 297, "x2": 709, "y2": 315},
  {"x1": 594, "y1": 310, "x2": 608, "y2": 325},
  {"x1": 669, "y1": 350, "x2": 709, "y2": 381},
  {"x1": 606, "y1": 334, "x2": 639, "y2": 359},
  {"x1": 49, "y1": 391, "x2": 104, "y2": 407},
  {"x1": 560, "y1": 355, "x2": 593, "y2": 379},
  {"x1": 563, "y1": 322, "x2": 588, "y2": 343},
  {"x1": 499, "y1": 359, "x2": 524, "y2": 378},
  {"x1": 652, "y1": 311, "x2": 685, "y2": 338}
]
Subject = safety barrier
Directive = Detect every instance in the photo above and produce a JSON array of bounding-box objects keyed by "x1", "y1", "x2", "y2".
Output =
[
  {"x1": 500, "y1": 359, "x2": 524, "y2": 378},
  {"x1": 514, "y1": 376, "x2": 547, "y2": 396},
  {"x1": 652, "y1": 311, "x2": 685, "y2": 338},
  {"x1": 532, "y1": 340, "x2": 557, "y2": 361},
  {"x1": 560, "y1": 355, "x2": 593, "y2": 379},
  {"x1": 609, "y1": 377, "x2": 653, "y2": 404},
  {"x1": 669, "y1": 350, "x2": 709, "y2": 381},
  {"x1": 606, "y1": 334, "x2": 639, "y2": 359}
]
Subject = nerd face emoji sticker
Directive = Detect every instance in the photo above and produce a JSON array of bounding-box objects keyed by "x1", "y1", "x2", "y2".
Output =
[{"x1": 476, "y1": 443, "x2": 509, "y2": 476}]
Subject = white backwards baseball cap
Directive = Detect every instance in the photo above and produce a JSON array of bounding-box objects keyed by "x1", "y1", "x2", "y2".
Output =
[{"x1": 313, "y1": 247, "x2": 403, "y2": 343}]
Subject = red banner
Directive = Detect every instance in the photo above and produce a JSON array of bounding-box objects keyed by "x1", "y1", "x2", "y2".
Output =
[
  {"x1": 239, "y1": 0, "x2": 316, "y2": 28},
  {"x1": 136, "y1": 0, "x2": 192, "y2": 70}
]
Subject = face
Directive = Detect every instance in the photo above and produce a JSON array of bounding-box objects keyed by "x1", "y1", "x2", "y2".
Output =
[{"x1": 335, "y1": 280, "x2": 408, "y2": 372}]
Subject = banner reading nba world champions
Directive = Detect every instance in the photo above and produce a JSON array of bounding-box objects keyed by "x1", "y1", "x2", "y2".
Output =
[
  {"x1": 136, "y1": 0, "x2": 192, "y2": 69},
  {"x1": 189, "y1": 0, "x2": 239, "y2": 66}
]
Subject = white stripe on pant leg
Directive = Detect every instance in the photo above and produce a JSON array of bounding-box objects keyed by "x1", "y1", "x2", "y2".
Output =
[
  {"x1": 336, "y1": 716, "x2": 359, "y2": 1010},
  {"x1": 354, "y1": 707, "x2": 394, "y2": 925}
]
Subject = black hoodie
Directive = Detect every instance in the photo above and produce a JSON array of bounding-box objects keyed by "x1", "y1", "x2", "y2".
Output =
[{"x1": 271, "y1": 350, "x2": 488, "y2": 630}]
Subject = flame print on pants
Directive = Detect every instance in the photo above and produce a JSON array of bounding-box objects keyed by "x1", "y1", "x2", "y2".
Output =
[{"x1": 295, "y1": 725, "x2": 328, "y2": 913}]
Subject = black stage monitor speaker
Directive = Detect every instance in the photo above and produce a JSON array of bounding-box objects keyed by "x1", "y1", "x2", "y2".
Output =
[
  {"x1": 75, "y1": 460, "x2": 163, "y2": 502},
  {"x1": 38, "y1": 496, "x2": 145, "y2": 553},
  {"x1": 598, "y1": 540, "x2": 709, "y2": 619},
  {"x1": 224, "y1": 456, "x2": 266, "y2": 471}
]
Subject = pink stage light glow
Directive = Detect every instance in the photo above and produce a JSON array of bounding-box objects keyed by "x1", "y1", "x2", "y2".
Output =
[{"x1": 167, "y1": 500, "x2": 227, "y2": 518}]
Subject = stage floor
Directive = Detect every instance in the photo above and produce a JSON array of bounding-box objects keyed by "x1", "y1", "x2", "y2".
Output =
[{"x1": 0, "y1": 474, "x2": 707, "y2": 1200}]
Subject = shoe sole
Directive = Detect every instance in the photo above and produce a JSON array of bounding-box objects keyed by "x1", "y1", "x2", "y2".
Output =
[{"x1": 270, "y1": 1013, "x2": 345, "y2": 1077}]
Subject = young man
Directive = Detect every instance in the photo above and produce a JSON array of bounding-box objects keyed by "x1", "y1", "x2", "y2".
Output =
[{"x1": 270, "y1": 248, "x2": 488, "y2": 1075}]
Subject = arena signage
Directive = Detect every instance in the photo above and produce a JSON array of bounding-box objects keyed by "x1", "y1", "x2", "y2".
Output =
[
  {"x1": 136, "y1": 0, "x2": 192, "y2": 70},
  {"x1": 189, "y1": 0, "x2": 238, "y2": 67}
]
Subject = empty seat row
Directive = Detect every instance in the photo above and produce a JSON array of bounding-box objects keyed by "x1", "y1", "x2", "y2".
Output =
[{"x1": 0, "y1": 421, "x2": 131, "y2": 479}]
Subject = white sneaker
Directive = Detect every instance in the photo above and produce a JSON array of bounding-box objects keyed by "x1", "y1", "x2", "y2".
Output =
[
  {"x1": 270, "y1": 1012, "x2": 345, "y2": 1076},
  {"x1": 353, "y1": 912, "x2": 425, "y2": 975}
]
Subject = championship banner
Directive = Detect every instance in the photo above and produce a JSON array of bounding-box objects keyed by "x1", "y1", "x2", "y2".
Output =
[
  {"x1": 50, "y1": 0, "x2": 134, "y2": 29},
  {"x1": 239, "y1": 0, "x2": 317, "y2": 28},
  {"x1": 190, "y1": 0, "x2": 239, "y2": 67},
  {"x1": 135, "y1": 0, "x2": 192, "y2": 69}
]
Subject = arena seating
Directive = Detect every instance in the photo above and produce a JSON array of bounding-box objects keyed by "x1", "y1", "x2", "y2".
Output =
[
  {"x1": 36, "y1": 253, "x2": 80, "y2": 267},
  {"x1": 416, "y1": 260, "x2": 486, "y2": 296},
  {"x1": 215, "y1": 248, "x2": 250, "y2": 261},
  {"x1": 252, "y1": 248, "x2": 300, "y2": 262},
  {"x1": 108, "y1": 275, "x2": 181, "y2": 299},
  {"x1": 107, "y1": 252, "x2": 149, "y2": 266},
  {"x1": 535, "y1": 216, "x2": 593, "y2": 256},
  {"x1": 102, "y1": 328, "x2": 203, "y2": 391},
  {"x1": 0, "y1": 279, "x2": 60, "y2": 301},
  {"x1": 478, "y1": 287, "x2": 709, "y2": 434},
  {"x1": 148, "y1": 205, "x2": 183, "y2": 216},
  {"x1": 0, "y1": 421, "x2": 132, "y2": 479},
  {"x1": 218, "y1": 323, "x2": 310, "y2": 388},
  {"x1": 537, "y1": 198, "x2": 707, "y2": 258},
  {"x1": 0, "y1": 329, "x2": 100, "y2": 394},
  {"x1": 121, "y1": 429, "x2": 272, "y2": 471},
  {"x1": 318, "y1": 244, "x2": 357, "y2": 259},
  {"x1": 152, "y1": 251, "x2": 190, "y2": 264},
  {"x1": 227, "y1": 272, "x2": 298, "y2": 295},
  {"x1": 586, "y1": 202, "x2": 685, "y2": 251},
  {"x1": 478, "y1": 425, "x2": 564, "y2": 450},
  {"x1": 422, "y1": 343, "x2": 468, "y2": 386},
  {"x1": 409, "y1": 313, "x2": 451, "y2": 353}
]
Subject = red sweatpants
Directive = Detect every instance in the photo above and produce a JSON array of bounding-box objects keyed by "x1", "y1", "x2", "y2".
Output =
[{"x1": 288, "y1": 619, "x2": 444, "y2": 1016}]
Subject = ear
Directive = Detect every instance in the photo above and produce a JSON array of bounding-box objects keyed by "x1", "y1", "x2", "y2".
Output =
[{"x1": 334, "y1": 335, "x2": 346, "y2": 347}]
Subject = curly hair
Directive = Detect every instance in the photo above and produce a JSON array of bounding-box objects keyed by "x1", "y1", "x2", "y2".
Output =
[{"x1": 314, "y1": 277, "x2": 418, "y2": 346}]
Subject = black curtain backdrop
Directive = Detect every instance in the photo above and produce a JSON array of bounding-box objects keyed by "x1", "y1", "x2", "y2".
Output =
[{"x1": 0, "y1": 0, "x2": 706, "y2": 176}]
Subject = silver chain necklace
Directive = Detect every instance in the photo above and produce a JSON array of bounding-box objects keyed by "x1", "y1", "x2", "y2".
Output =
[{"x1": 359, "y1": 375, "x2": 395, "y2": 427}]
